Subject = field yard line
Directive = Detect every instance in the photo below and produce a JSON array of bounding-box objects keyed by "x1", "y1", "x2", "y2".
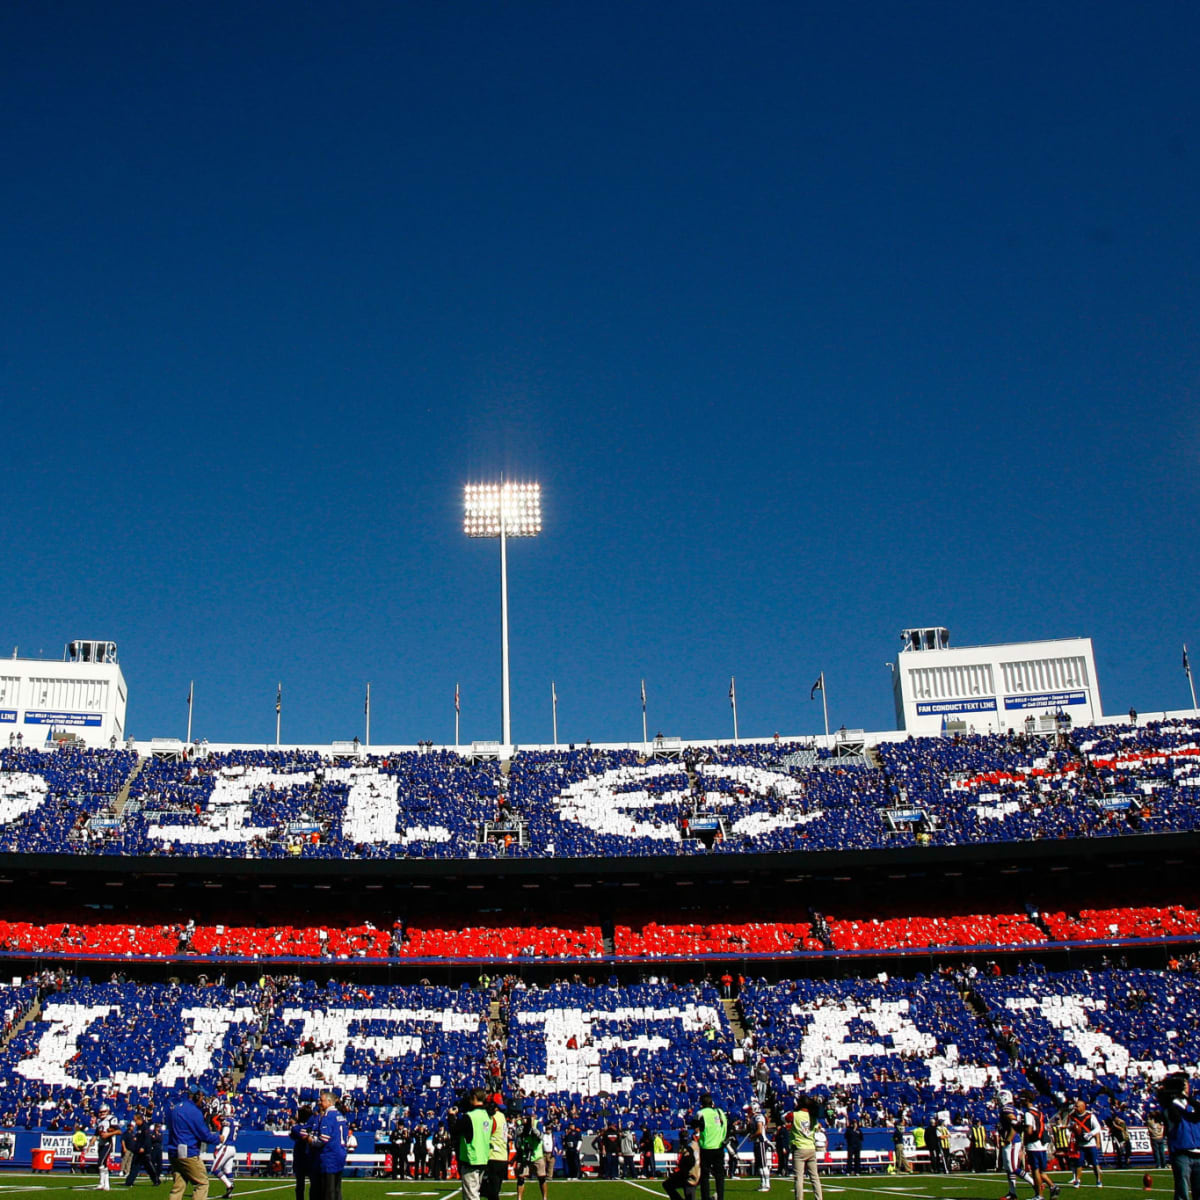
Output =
[
  {"x1": 623, "y1": 1182, "x2": 665, "y2": 1197},
  {"x1": 825, "y1": 1184, "x2": 937, "y2": 1200}
]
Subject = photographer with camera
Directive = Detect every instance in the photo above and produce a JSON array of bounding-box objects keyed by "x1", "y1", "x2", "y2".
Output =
[
  {"x1": 512, "y1": 1102, "x2": 549, "y2": 1200},
  {"x1": 1158, "y1": 1073, "x2": 1200, "y2": 1200}
]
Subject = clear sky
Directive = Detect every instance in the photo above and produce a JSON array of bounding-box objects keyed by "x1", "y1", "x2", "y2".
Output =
[{"x1": 2, "y1": 3, "x2": 1197, "y2": 746}]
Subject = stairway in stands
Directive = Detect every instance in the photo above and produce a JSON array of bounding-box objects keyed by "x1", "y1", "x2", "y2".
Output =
[
  {"x1": 489, "y1": 1000, "x2": 505, "y2": 1042},
  {"x1": 601, "y1": 918, "x2": 616, "y2": 957},
  {"x1": 107, "y1": 756, "x2": 146, "y2": 820},
  {"x1": 1, "y1": 995, "x2": 41, "y2": 1051},
  {"x1": 722, "y1": 997, "x2": 748, "y2": 1042}
]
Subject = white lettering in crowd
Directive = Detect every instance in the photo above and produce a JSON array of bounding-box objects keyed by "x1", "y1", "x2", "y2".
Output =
[
  {"x1": 1006, "y1": 994, "x2": 1171, "y2": 1079},
  {"x1": 555, "y1": 764, "x2": 808, "y2": 840},
  {"x1": 147, "y1": 767, "x2": 451, "y2": 846},
  {"x1": 514, "y1": 1004, "x2": 718, "y2": 1096},
  {"x1": 15, "y1": 1004, "x2": 115, "y2": 1088},
  {"x1": 0, "y1": 773, "x2": 50, "y2": 827},
  {"x1": 789, "y1": 1000, "x2": 1000, "y2": 1092},
  {"x1": 152, "y1": 1007, "x2": 260, "y2": 1088},
  {"x1": 245, "y1": 1007, "x2": 480, "y2": 1092},
  {"x1": 14, "y1": 1002, "x2": 257, "y2": 1090}
]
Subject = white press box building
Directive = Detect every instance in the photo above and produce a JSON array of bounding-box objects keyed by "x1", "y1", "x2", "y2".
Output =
[
  {"x1": 1, "y1": 640, "x2": 128, "y2": 748},
  {"x1": 891, "y1": 627, "x2": 1102, "y2": 736}
]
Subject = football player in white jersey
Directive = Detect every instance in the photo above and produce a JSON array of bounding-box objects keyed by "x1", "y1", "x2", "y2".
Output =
[
  {"x1": 744, "y1": 1103, "x2": 771, "y2": 1192},
  {"x1": 211, "y1": 1101, "x2": 240, "y2": 1199}
]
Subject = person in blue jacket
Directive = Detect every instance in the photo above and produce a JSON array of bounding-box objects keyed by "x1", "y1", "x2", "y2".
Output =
[
  {"x1": 166, "y1": 1090, "x2": 216, "y2": 1200},
  {"x1": 1160, "y1": 1073, "x2": 1200, "y2": 1200},
  {"x1": 289, "y1": 1105, "x2": 318, "y2": 1200}
]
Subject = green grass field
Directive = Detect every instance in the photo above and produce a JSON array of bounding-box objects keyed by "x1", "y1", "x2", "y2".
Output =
[{"x1": 0, "y1": 1173, "x2": 1174, "y2": 1200}]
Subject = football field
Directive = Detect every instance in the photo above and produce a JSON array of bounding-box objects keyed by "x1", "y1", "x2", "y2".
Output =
[{"x1": 0, "y1": 1173, "x2": 1172, "y2": 1200}]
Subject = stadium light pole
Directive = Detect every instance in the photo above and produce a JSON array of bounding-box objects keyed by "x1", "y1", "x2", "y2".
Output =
[{"x1": 463, "y1": 481, "x2": 542, "y2": 748}]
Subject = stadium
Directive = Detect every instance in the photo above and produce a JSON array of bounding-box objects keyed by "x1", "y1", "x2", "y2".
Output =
[
  {"x1": 4, "y1": 5, "x2": 1199, "y2": 1200},
  {"x1": 0, "y1": 622, "x2": 1197, "y2": 1200}
]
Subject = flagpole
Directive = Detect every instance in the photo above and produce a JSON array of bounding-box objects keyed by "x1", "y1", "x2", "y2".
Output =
[
  {"x1": 821, "y1": 671, "x2": 830, "y2": 741},
  {"x1": 275, "y1": 683, "x2": 281, "y2": 747},
  {"x1": 552, "y1": 681, "x2": 558, "y2": 748},
  {"x1": 1187, "y1": 645, "x2": 1198, "y2": 711},
  {"x1": 641, "y1": 679, "x2": 648, "y2": 751},
  {"x1": 365, "y1": 682, "x2": 371, "y2": 748},
  {"x1": 186, "y1": 681, "x2": 193, "y2": 744},
  {"x1": 730, "y1": 676, "x2": 739, "y2": 743},
  {"x1": 455, "y1": 683, "x2": 460, "y2": 750}
]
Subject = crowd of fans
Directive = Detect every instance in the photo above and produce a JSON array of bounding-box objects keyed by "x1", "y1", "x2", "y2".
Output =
[
  {"x1": 0, "y1": 718, "x2": 1198, "y2": 859},
  {"x1": 0, "y1": 902, "x2": 1195, "y2": 964},
  {"x1": 0, "y1": 919, "x2": 604, "y2": 961},
  {"x1": 0, "y1": 963, "x2": 1195, "y2": 1140}
]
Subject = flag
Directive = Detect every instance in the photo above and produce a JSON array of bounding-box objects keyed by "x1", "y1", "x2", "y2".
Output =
[
  {"x1": 810, "y1": 674, "x2": 823, "y2": 700},
  {"x1": 729, "y1": 676, "x2": 736, "y2": 707},
  {"x1": 641, "y1": 679, "x2": 647, "y2": 712},
  {"x1": 275, "y1": 683, "x2": 282, "y2": 715},
  {"x1": 1186, "y1": 645, "x2": 1192, "y2": 676},
  {"x1": 364, "y1": 684, "x2": 370, "y2": 716},
  {"x1": 552, "y1": 681, "x2": 558, "y2": 707},
  {"x1": 187, "y1": 682, "x2": 193, "y2": 708},
  {"x1": 455, "y1": 682, "x2": 460, "y2": 714}
]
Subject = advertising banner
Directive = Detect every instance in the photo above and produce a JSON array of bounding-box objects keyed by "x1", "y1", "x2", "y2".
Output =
[
  {"x1": 916, "y1": 697, "x2": 998, "y2": 716},
  {"x1": 1003, "y1": 691, "x2": 1087, "y2": 711},
  {"x1": 0, "y1": 711, "x2": 15, "y2": 724},
  {"x1": 23, "y1": 711, "x2": 103, "y2": 727}
]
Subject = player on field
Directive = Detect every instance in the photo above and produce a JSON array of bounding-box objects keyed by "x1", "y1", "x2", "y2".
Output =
[
  {"x1": 212, "y1": 1100, "x2": 240, "y2": 1199},
  {"x1": 89, "y1": 1104, "x2": 121, "y2": 1192},
  {"x1": 1068, "y1": 1099, "x2": 1103, "y2": 1188},
  {"x1": 996, "y1": 1090, "x2": 1037, "y2": 1200},
  {"x1": 1018, "y1": 1090, "x2": 1060, "y2": 1200},
  {"x1": 744, "y1": 1103, "x2": 771, "y2": 1193}
]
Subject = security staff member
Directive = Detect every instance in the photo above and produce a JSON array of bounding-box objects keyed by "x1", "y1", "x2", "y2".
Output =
[
  {"x1": 485, "y1": 1095, "x2": 509, "y2": 1200},
  {"x1": 1051, "y1": 1118, "x2": 1074, "y2": 1174},
  {"x1": 788, "y1": 1095, "x2": 823, "y2": 1200},
  {"x1": 695, "y1": 1093, "x2": 728, "y2": 1200},
  {"x1": 970, "y1": 1116, "x2": 991, "y2": 1172},
  {"x1": 454, "y1": 1089, "x2": 493, "y2": 1200}
]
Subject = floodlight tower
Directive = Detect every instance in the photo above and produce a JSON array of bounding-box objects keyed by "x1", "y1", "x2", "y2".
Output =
[{"x1": 463, "y1": 480, "x2": 542, "y2": 748}]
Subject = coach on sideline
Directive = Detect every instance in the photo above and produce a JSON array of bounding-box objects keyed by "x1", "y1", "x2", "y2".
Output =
[{"x1": 167, "y1": 1089, "x2": 216, "y2": 1200}]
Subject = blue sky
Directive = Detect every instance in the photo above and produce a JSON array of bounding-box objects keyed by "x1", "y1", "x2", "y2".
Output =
[{"x1": 1, "y1": 3, "x2": 1197, "y2": 745}]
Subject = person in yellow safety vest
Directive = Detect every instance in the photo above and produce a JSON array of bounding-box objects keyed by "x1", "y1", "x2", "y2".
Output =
[
  {"x1": 971, "y1": 1117, "x2": 991, "y2": 1173},
  {"x1": 695, "y1": 1093, "x2": 728, "y2": 1200},
  {"x1": 71, "y1": 1125, "x2": 89, "y2": 1175},
  {"x1": 787, "y1": 1094, "x2": 824, "y2": 1200},
  {"x1": 484, "y1": 1094, "x2": 508, "y2": 1200},
  {"x1": 453, "y1": 1089, "x2": 493, "y2": 1200}
]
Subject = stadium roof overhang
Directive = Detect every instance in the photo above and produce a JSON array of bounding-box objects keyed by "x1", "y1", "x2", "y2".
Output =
[{"x1": 0, "y1": 828, "x2": 1196, "y2": 894}]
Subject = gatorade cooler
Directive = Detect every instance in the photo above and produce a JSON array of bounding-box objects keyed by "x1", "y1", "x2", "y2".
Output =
[{"x1": 31, "y1": 1149, "x2": 54, "y2": 1171}]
